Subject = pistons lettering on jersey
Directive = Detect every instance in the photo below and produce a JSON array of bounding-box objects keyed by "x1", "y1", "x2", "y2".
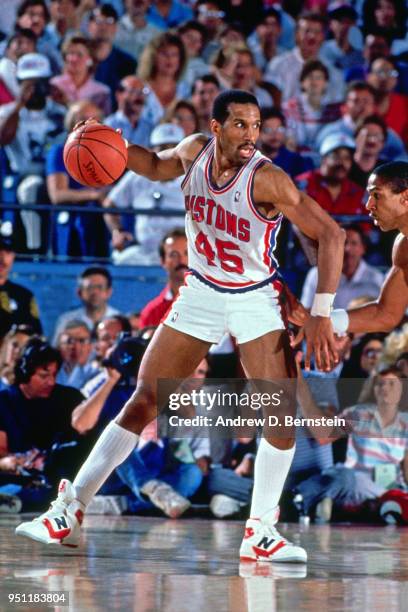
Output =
[{"x1": 185, "y1": 195, "x2": 250, "y2": 243}]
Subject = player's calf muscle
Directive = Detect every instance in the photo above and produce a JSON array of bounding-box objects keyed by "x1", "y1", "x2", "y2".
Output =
[{"x1": 117, "y1": 386, "x2": 157, "y2": 430}]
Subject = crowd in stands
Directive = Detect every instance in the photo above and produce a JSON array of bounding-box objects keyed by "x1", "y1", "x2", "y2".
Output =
[
  {"x1": 1, "y1": 0, "x2": 408, "y2": 524},
  {"x1": 0, "y1": 0, "x2": 406, "y2": 259}
]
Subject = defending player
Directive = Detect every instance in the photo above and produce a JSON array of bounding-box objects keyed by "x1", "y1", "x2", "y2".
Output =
[
  {"x1": 16, "y1": 90, "x2": 345, "y2": 563},
  {"x1": 328, "y1": 161, "x2": 408, "y2": 337}
]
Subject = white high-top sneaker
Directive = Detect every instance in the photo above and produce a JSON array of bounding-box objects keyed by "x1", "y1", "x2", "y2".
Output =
[
  {"x1": 239, "y1": 508, "x2": 307, "y2": 563},
  {"x1": 15, "y1": 479, "x2": 84, "y2": 547}
]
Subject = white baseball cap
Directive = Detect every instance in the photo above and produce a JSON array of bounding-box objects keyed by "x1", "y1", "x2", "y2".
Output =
[
  {"x1": 320, "y1": 133, "x2": 355, "y2": 157},
  {"x1": 150, "y1": 123, "x2": 185, "y2": 147},
  {"x1": 16, "y1": 53, "x2": 51, "y2": 80}
]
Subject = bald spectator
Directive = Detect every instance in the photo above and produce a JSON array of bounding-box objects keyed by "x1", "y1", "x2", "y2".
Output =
[
  {"x1": 105, "y1": 75, "x2": 153, "y2": 147},
  {"x1": 265, "y1": 12, "x2": 345, "y2": 103},
  {"x1": 295, "y1": 134, "x2": 366, "y2": 217}
]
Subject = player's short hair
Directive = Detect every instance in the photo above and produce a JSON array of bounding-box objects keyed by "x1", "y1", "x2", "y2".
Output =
[
  {"x1": 159, "y1": 228, "x2": 186, "y2": 259},
  {"x1": 212, "y1": 89, "x2": 260, "y2": 124},
  {"x1": 372, "y1": 161, "x2": 408, "y2": 194}
]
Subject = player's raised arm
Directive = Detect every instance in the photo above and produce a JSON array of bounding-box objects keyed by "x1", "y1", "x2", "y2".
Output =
[
  {"x1": 253, "y1": 164, "x2": 345, "y2": 370},
  {"x1": 126, "y1": 133, "x2": 208, "y2": 182}
]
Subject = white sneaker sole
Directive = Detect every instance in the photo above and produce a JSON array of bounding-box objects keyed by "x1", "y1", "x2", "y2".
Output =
[{"x1": 15, "y1": 523, "x2": 79, "y2": 547}]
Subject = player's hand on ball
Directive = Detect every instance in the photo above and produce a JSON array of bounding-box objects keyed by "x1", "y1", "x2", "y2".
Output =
[
  {"x1": 303, "y1": 316, "x2": 338, "y2": 372},
  {"x1": 72, "y1": 116, "x2": 101, "y2": 133}
]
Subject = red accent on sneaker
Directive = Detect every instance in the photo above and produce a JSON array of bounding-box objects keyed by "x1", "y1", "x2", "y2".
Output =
[
  {"x1": 75, "y1": 509, "x2": 84, "y2": 525},
  {"x1": 240, "y1": 556, "x2": 256, "y2": 562},
  {"x1": 244, "y1": 527, "x2": 255, "y2": 539},
  {"x1": 42, "y1": 518, "x2": 71, "y2": 540},
  {"x1": 58, "y1": 481, "x2": 67, "y2": 493},
  {"x1": 252, "y1": 541, "x2": 286, "y2": 559}
]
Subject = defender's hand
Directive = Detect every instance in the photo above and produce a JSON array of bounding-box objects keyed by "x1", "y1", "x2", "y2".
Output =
[
  {"x1": 283, "y1": 286, "x2": 309, "y2": 327},
  {"x1": 303, "y1": 316, "x2": 338, "y2": 372}
]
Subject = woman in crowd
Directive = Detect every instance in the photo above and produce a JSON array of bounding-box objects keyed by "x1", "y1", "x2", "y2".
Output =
[
  {"x1": 164, "y1": 99, "x2": 199, "y2": 136},
  {"x1": 295, "y1": 366, "x2": 408, "y2": 522},
  {"x1": 50, "y1": 35, "x2": 111, "y2": 116},
  {"x1": 137, "y1": 32, "x2": 188, "y2": 125}
]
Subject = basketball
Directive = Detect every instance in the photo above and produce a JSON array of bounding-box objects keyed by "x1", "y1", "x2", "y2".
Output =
[{"x1": 63, "y1": 123, "x2": 128, "y2": 187}]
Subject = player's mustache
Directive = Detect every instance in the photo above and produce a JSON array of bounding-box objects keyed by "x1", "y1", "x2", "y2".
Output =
[{"x1": 239, "y1": 142, "x2": 256, "y2": 149}]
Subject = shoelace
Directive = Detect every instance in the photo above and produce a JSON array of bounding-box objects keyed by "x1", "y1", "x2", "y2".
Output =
[
  {"x1": 262, "y1": 523, "x2": 291, "y2": 545},
  {"x1": 35, "y1": 496, "x2": 71, "y2": 521}
]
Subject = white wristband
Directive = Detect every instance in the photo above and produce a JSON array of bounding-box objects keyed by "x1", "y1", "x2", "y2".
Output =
[
  {"x1": 311, "y1": 293, "x2": 335, "y2": 317},
  {"x1": 330, "y1": 309, "x2": 349, "y2": 335}
]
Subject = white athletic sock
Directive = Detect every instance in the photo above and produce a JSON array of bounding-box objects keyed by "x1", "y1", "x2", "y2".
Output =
[
  {"x1": 250, "y1": 438, "x2": 295, "y2": 521},
  {"x1": 73, "y1": 421, "x2": 139, "y2": 507}
]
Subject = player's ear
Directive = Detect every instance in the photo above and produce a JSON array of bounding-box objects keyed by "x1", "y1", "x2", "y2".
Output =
[
  {"x1": 210, "y1": 118, "x2": 220, "y2": 137},
  {"x1": 401, "y1": 189, "x2": 408, "y2": 208}
]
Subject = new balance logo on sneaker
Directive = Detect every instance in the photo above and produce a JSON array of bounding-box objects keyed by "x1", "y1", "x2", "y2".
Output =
[
  {"x1": 43, "y1": 517, "x2": 71, "y2": 541},
  {"x1": 239, "y1": 518, "x2": 307, "y2": 563}
]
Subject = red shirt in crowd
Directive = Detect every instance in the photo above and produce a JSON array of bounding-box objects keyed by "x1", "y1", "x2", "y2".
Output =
[
  {"x1": 295, "y1": 170, "x2": 366, "y2": 216},
  {"x1": 139, "y1": 285, "x2": 175, "y2": 328},
  {"x1": 382, "y1": 92, "x2": 408, "y2": 144}
]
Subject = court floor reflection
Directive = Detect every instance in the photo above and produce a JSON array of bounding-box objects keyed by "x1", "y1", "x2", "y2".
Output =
[{"x1": 1, "y1": 516, "x2": 408, "y2": 611}]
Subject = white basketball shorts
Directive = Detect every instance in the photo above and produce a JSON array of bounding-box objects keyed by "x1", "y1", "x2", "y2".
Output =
[{"x1": 163, "y1": 273, "x2": 285, "y2": 345}]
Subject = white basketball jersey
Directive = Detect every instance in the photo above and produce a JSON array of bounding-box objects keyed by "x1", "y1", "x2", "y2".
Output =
[{"x1": 182, "y1": 138, "x2": 282, "y2": 291}]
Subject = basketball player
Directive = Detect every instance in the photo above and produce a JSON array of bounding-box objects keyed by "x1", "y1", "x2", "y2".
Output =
[
  {"x1": 16, "y1": 90, "x2": 345, "y2": 563},
  {"x1": 329, "y1": 161, "x2": 408, "y2": 337}
]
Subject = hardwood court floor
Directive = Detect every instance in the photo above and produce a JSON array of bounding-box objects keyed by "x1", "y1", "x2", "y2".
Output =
[{"x1": 1, "y1": 515, "x2": 408, "y2": 611}]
